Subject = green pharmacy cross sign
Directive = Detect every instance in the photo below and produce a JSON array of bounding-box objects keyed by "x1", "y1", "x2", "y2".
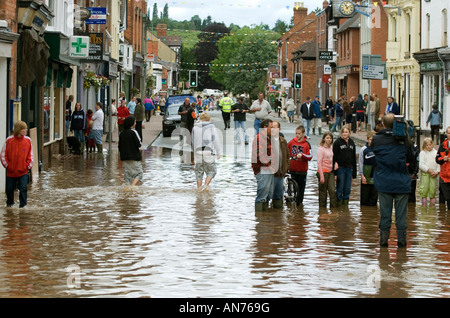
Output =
[{"x1": 69, "y1": 36, "x2": 90, "y2": 58}]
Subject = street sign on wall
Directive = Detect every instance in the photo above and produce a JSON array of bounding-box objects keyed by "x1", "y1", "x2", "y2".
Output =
[
  {"x1": 362, "y1": 64, "x2": 385, "y2": 80},
  {"x1": 319, "y1": 51, "x2": 334, "y2": 60},
  {"x1": 82, "y1": 33, "x2": 103, "y2": 62}
]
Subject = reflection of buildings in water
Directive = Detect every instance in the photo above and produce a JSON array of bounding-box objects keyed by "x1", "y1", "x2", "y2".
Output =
[{"x1": 0, "y1": 211, "x2": 32, "y2": 297}]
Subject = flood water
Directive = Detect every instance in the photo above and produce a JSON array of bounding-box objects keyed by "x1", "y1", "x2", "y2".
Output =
[{"x1": 0, "y1": 146, "x2": 450, "y2": 298}]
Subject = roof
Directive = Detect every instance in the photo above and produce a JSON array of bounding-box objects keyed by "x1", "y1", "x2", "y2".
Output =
[
  {"x1": 158, "y1": 36, "x2": 182, "y2": 47},
  {"x1": 336, "y1": 14, "x2": 360, "y2": 34},
  {"x1": 292, "y1": 40, "x2": 316, "y2": 61}
]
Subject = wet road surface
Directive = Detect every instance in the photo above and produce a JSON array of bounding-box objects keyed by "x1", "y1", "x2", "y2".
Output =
[{"x1": 0, "y1": 111, "x2": 450, "y2": 298}]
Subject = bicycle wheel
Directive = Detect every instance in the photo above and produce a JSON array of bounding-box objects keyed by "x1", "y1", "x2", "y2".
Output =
[{"x1": 284, "y1": 177, "x2": 299, "y2": 204}]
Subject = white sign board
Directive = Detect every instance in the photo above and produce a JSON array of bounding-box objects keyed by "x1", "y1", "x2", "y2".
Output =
[
  {"x1": 282, "y1": 81, "x2": 292, "y2": 88},
  {"x1": 324, "y1": 64, "x2": 332, "y2": 75},
  {"x1": 69, "y1": 36, "x2": 90, "y2": 58},
  {"x1": 362, "y1": 64, "x2": 385, "y2": 80}
]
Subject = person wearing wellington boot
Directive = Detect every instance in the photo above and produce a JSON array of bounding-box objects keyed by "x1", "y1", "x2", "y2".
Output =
[
  {"x1": 271, "y1": 121, "x2": 290, "y2": 209},
  {"x1": 371, "y1": 113, "x2": 414, "y2": 248},
  {"x1": 91, "y1": 102, "x2": 105, "y2": 153}
]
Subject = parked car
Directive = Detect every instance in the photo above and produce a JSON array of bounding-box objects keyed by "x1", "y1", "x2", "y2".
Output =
[
  {"x1": 202, "y1": 89, "x2": 222, "y2": 97},
  {"x1": 161, "y1": 94, "x2": 198, "y2": 137}
]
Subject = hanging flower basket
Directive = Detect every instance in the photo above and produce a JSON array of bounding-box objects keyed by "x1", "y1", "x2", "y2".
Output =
[{"x1": 83, "y1": 71, "x2": 110, "y2": 90}]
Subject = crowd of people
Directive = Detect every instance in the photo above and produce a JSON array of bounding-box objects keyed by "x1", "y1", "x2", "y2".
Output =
[{"x1": 4, "y1": 88, "x2": 450, "y2": 251}]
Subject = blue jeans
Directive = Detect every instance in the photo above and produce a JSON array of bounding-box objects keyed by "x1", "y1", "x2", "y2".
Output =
[
  {"x1": 74, "y1": 129, "x2": 85, "y2": 143},
  {"x1": 91, "y1": 129, "x2": 103, "y2": 144},
  {"x1": 331, "y1": 116, "x2": 342, "y2": 132},
  {"x1": 272, "y1": 176, "x2": 284, "y2": 200},
  {"x1": 254, "y1": 118, "x2": 262, "y2": 135},
  {"x1": 302, "y1": 118, "x2": 311, "y2": 136},
  {"x1": 336, "y1": 167, "x2": 353, "y2": 201},
  {"x1": 378, "y1": 192, "x2": 408, "y2": 232},
  {"x1": 234, "y1": 121, "x2": 248, "y2": 143},
  {"x1": 6, "y1": 174, "x2": 29, "y2": 207},
  {"x1": 255, "y1": 172, "x2": 274, "y2": 203}
]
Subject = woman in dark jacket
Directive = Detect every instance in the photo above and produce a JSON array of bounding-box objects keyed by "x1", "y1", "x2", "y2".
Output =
[
  {"x1": 118, "y1": 116, "x2": 143, "y2": 186},
  {"x1": 70, "y1": 102, "x2": 86, "y2": 152}
]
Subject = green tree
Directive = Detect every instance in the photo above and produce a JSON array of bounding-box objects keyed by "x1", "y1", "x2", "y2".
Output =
[
  {"x1": 163, "y1": 3, "x2": 169, "y2": 19},
  {"x1": 152, "y1": 3, "x2": 158, "y2": 21},
  {"x1": 210, "y1": 26, "x2": 279, "y2": 97}
]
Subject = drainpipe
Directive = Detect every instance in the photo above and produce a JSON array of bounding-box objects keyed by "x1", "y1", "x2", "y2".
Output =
[{"x1": 438, "y1": 49, "x2": 447, "y2": 142}]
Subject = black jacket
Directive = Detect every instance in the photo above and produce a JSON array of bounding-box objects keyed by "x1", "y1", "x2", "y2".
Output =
[
  {"x1": 70, "y1": 110, "x2": 86, "y2": 131},
  {"x1": 333, "y1": 137, "x2": 357, "y2": 178},
  {"x1": 119, "y1": 118, "x2": 142, "y2": 161},
  {"x1": 300, "y1": 102, "x2": 314, "y2": 120}
]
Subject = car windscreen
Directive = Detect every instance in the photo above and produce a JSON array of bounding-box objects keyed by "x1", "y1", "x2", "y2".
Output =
[{"x1": 167, "y1": 104, "x2": 181, "y2": 116}]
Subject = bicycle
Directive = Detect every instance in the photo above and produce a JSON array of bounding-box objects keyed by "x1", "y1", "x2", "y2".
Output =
[{"x1": 284, "y1": 171, "x2": 299, "y2": 205}]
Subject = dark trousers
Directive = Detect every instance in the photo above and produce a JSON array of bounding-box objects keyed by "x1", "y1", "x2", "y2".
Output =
[
  {"x1": 145, "y1": 110, "x2": 152, "y2": 122},
  {"x1": 360, "y1": 183, "x2": 378, "y2": 206},
  {"x1": 291, "y1": 172, "x2": 307, "y2": 205},
  {"x1": 222, "y1": 111, "x2": 231, "y2": 128},
  {"x1": 135, "y1": 121, "x2": 143, "y2": 142},
  {"x1": 6, "y1": 174, "x2": 29, "y2": 207},
  {"x1": 430, "y1": 125, "x2": 440, "y2": 144}
]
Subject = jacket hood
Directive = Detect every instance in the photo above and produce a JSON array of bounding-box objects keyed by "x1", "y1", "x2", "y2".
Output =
[{"x1": 123, "y1": 116, "x2": 135, "y2": 129}]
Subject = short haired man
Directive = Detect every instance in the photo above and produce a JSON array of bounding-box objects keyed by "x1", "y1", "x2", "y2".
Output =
[
  {"x1": 300, "y1": 97, "x2": 314, "y2": 137},
  {"x1": 249, "y1": 92, "x2": 272, "y2": 135},
  {"x1": 371, "y1": 113, "x2": 414, "y2": 248},
  {"x1": 231, "y1": 96, "x2": 249, "y2": 145}
]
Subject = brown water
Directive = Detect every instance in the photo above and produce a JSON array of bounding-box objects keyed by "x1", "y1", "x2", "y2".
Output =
[{"x1": 0, "y1": 147, "x2": 449, "y2": 298}]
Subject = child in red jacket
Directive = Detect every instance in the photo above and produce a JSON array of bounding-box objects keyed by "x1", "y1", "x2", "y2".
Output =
[
  {"x1": 288, "y1": 125, "x2": 312, "y2": 205},
  {"x1": 1, "y1": 121, "x2": 34, "y2": 208}
]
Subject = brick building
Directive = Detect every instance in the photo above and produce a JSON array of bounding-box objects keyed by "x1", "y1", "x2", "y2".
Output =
[
  {"x1": 278, "y1": 3, "x2": 318, "y2": 105},
  {"x1": 292, "y1": 41, "x2": 317, "y2": 104}
]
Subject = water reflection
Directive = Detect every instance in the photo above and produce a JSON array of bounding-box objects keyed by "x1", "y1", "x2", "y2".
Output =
[{"x1": 0, "y1": 147, "x2": 449, "y2": 297}]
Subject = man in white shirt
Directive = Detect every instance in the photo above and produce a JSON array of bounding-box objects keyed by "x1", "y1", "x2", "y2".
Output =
[
  {"x1": 250, "y1": 92, "x2": 272, "y2": 134},
  {"x1": 92, "y1": 102, "x2": 105, "y2": 153}
]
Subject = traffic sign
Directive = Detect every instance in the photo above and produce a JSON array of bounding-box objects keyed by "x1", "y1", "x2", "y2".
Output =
[{"x1": 362, "y1": 64, "x2": 385, "y2": 80}]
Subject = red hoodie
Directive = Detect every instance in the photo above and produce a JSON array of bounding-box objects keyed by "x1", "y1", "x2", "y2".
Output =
[
  {"x1": 288, "y1": 136, "x2": 312, "y2": 173},
  {"x1": 1, "y1": 135, "x2": 34, "y2": 178}
]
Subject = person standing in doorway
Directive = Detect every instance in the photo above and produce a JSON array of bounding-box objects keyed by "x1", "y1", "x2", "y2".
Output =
[
  {"x1": 70, "y1": 102, "x2": 86, "y2": 153},
  {"x1": 1, "y1": 121, "x2": 34, "y2": 208},
  {"x1": 426, "y1": 104, "x2": 443, "y2": 145},
  {"x1": 250, "y1": 92, "x2": 272, "y2": 135},
  {"x1": 91, "y1": 102, "x2": 105, "y2": 153},
  {"x1": 385, "y1": 97, "x2": 400, "y2": 115},
  {"x1": 66, "y1": 95, "x2": 74, "y2": 136}
]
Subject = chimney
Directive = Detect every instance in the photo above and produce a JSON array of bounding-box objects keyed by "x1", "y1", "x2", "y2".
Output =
[
  {"x1": 156, "y1": 23, "x2": 167, "y2": 37},
  {"x1": 323, "y1": 0, "x2": 329, "y2": 9},
  {"x1": 293, "y1": 2, "x2": 308, "y2": 26}
]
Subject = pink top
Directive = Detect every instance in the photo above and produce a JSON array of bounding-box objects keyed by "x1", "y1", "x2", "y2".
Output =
[{"x1": 317, "y1": 145, "x2": 337, "y2": 180}]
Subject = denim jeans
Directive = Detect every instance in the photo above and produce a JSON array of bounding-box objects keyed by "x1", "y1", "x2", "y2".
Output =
[
  {"x1": 74, "y1": 129, "x2": 85, "y2": 143},
  {"x1": 336, "y1": 167, "x2": 353, "y2": 201},
  {"x1": 6, "y1": 174, "x2": 29, "y2": 207},
  {"x1": 331, "y1": 116, "x2": 342, "y2": 132},
  {"x1": 234, "y1": 121, "x2": 248, "y2": 143},
  {"x1": 255, "y1": 172, "x2": 274, "y2": 203},
  {"x1": 302, "y1": 118, "x2": 311, "y2": 136},
  {"x1": 254, "y1": 118, "x2": 262, "y2": 135},
  {"x1": 378, "y1": 192, "x2": 408, "y2": 232},
  {"x1": 272, "y1": 176, "x2": 284, "y2": 200}
]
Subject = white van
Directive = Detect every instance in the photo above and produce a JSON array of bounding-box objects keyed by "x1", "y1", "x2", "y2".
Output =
[{"x1": 202, "y1": 89, "x2": 222, "y2": 97}]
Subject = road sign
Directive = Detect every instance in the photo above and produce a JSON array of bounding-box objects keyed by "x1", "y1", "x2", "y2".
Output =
[
  {"x1": 362, "y1": 64, "x2": 385, "y2": 80},
  {"x1": 319, "y1": 51, "x2": 334, "y2": 60},
  {"x1": 324, "y1": 64, "x2": 332, "y2": 75}
]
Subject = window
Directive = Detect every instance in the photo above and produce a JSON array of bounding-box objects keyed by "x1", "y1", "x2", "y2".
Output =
[
  {"x1": 47, "y1": 0, "x2": 55, "y2": 26},
  {"x1": 43, "y1": 71, "x2": 63, "y2": 145}
]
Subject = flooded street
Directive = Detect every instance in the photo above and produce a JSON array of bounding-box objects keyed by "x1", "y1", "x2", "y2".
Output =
[{"x1": 1, "y1": 113, "x2": 450, "y2": 298}]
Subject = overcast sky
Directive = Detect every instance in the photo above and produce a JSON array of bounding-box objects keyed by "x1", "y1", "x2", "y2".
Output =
[{"x1": 149, "y1": 0, "x2": 326, "y2": 28}]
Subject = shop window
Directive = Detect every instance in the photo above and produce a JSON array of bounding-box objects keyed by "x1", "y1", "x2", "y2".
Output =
[{"x1": 43, "y1": 79, "x2": 63, "y2": 145}]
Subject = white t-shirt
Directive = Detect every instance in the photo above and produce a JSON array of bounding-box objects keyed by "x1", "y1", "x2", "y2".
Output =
[
  {"x1": 92, "y1": 109, "x2": 104, "y2": 130},
  {"x1": 251, "y1": 99, "x2": 272, "y2": 120}
]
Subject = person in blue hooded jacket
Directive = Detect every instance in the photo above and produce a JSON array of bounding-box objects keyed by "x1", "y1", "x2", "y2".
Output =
[
  {"x1": 371, "y1": 113, "x2": 414, "y2": 248},
  {"x1": 312, "y1": 96, "x2": 322, "y2": 135}
]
